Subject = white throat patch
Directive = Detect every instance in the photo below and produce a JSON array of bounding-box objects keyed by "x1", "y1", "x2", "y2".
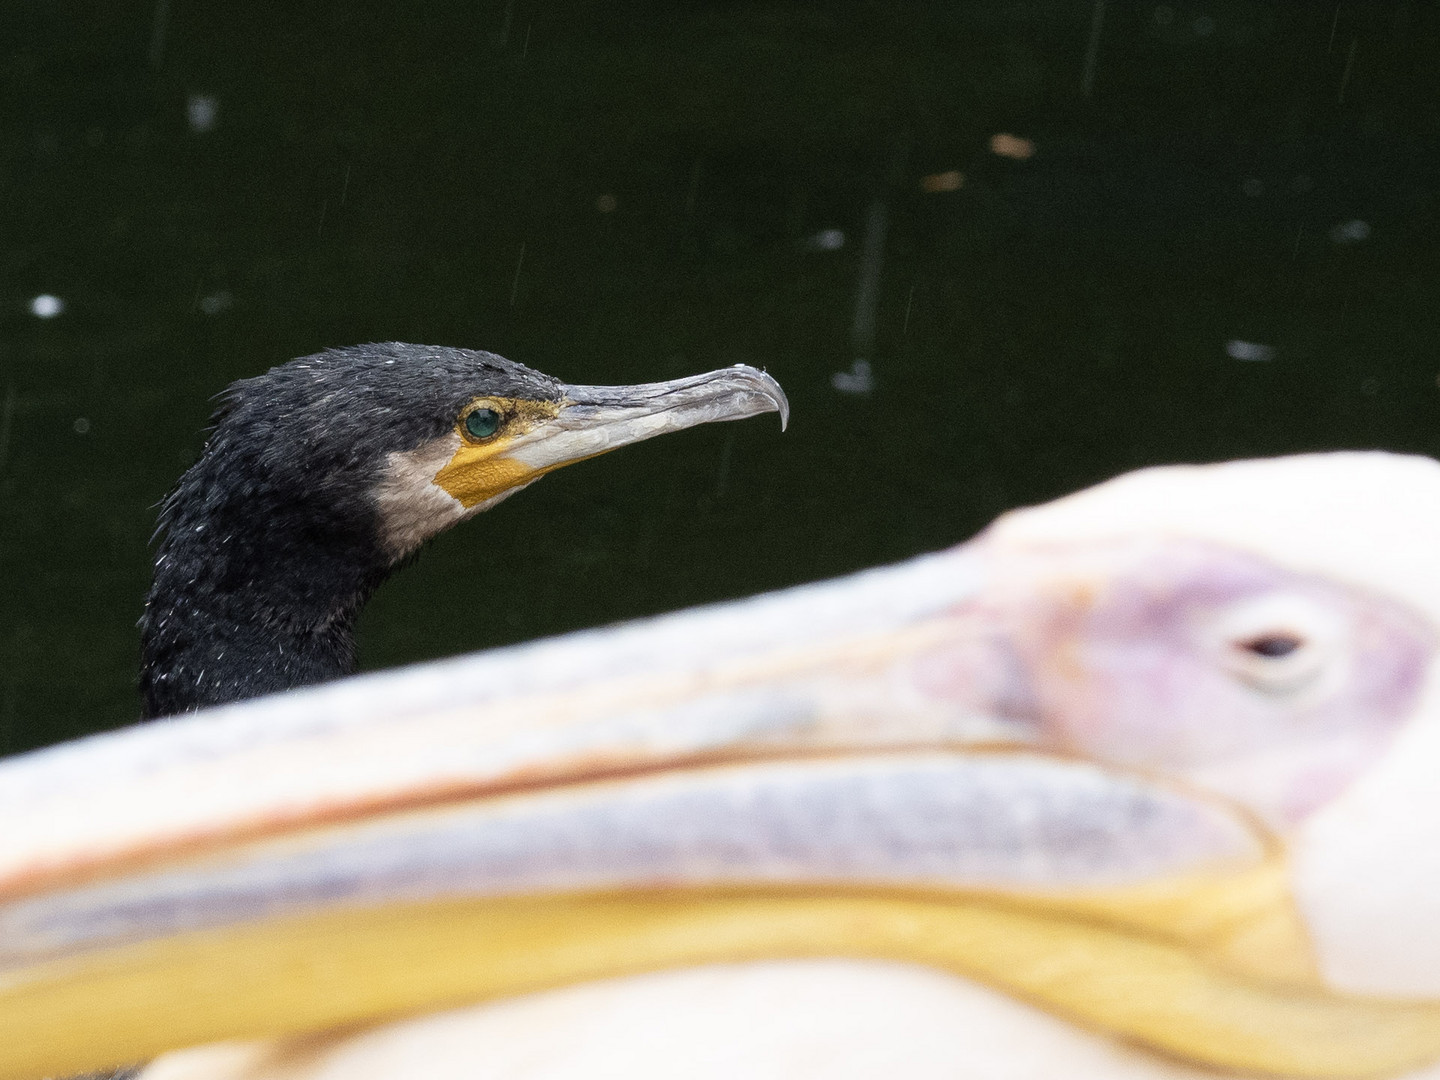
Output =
[{"x1": 373, "y1": 435, "x2": 531, "y2": 561}]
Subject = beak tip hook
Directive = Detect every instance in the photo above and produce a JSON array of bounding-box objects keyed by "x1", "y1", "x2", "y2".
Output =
[{"x1": 733, "y1": 363, "x2": 791, "y2": 432}]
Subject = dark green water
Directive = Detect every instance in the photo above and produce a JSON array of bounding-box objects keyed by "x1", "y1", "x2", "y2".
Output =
[{"x1": 3, "y1": 1, "x2": 1438, "y2": 751}]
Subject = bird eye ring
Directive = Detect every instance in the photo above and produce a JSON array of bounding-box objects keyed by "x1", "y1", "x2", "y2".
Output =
[
  {"x1": 464, "y1": 408, "x2": 502, "y2": 440},
  {"x1": 1205, "y1": 592, "x2": 1342, "y2": 696},
  {"x1": 1225, "y1": 629, "x2": 1322, "y2": 694}
]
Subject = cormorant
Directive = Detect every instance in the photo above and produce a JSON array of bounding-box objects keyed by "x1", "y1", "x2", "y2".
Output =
[
  {"x1": 137, "y1": 342, "x2": 787, "y2": 719},
  {"x1": 6, "y1": 453, "x2": 1440, "y2": 1079}
]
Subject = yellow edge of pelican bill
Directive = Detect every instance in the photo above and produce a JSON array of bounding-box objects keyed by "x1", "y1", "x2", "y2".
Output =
[{"x1": 3, "y1": 867, "x2": 1440, "y2": 1079}]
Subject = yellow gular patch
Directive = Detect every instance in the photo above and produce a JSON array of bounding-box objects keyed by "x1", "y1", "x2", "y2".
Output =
[{"x1": 432, "y1": 398, "x2": 562, "y2": 509}]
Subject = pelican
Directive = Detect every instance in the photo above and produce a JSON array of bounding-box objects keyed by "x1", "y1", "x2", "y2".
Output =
[{"x1": 4, "y1": 451, "x2": 1440, "y2": 1079}]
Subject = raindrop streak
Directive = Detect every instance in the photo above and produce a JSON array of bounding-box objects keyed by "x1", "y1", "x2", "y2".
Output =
[
  {"x1": 903, "y1": 284, "x2": 916, "y2": 336},
  {"x1": 148, "y1": 0, "x2": 170, "y2": 68},
  {"x1": 1338, "y1": 38, "x2": 1358, "y2": 104},
  {"x1": 850, "y1": 198, "x2": 888, "y2": 363},
  {"x1": 0, "y1": 385, "x2": 15, "y2": 475},
  {"x1": 509, "y1": 243, "x2": 526, "y2": 307},
  {"x1": 497, "y1": 0, "x2": 515, "y2": 47},
  {"x1": 1080, "y1": 0, "x2": 1107, "y2": 98},
  {"x1": 1328, "y1": 4, "x2": 1342, "y2": 53},
  {"x1": 340, "y1": 165, "x2": 352, "y2": 207},
  {"x1": 713, "y1": 430, "x2": 735, "y2": 500},
  {"x1": 317, "y1": 199, "x2": 328, "y2": 237}
]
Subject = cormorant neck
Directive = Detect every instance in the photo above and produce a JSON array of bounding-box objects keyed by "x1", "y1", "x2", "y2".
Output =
[{"x1": 139, "y1": 459, "x2": 395, "y2": 720}]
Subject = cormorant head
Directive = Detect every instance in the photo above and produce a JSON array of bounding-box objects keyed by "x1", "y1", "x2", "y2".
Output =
[
  {"x1": 140, "y1": 343, "x2": 787, "y2": 718},
  {"x1": 205, "y1": 343, "x2": 788, "y2": 564}
]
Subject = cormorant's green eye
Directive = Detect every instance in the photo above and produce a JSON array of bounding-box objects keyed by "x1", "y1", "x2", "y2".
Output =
[{"x1": 464, "y1": 408, "x2": 502, "y2": 440}]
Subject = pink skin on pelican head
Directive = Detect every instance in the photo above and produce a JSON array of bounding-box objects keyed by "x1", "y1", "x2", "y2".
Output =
[
  {"x1": 914, "y1": 537, "x2": 1434, "y2": 829},
  {"x1": 913, "y1": 451, "x2": 1440, "y2": 998}
]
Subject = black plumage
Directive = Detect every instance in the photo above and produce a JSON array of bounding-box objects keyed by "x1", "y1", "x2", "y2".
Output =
[{"x1": 139, "y1": 344, "x2": 563, "y2": 719}]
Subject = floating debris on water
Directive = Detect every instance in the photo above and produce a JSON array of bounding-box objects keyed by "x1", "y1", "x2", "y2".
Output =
[
  {"x1": 29, "y1": 294, "x2": 63, "y2": 318},
  {"x1": 832, "y1": 359, "x2": 874, "y2": 395},
  {"x1": 989, "y1": 133, "x2": 1036, "y2": 160},
  {"x1": 1226, "y1": 340, "x2": 1276, "y2": 362},
  {"x1": 1329, "y1": 219, "x2": 1371, "y2": 244},
  {"x1": 920, "y1": 170, "x2": 963, "y2": 193},
  {"x1": 186, "y1": 94, "x2": 218, "y2": 133},
  {"x1": 199, "y1": 290, "x2": 233, "y2": 316}
]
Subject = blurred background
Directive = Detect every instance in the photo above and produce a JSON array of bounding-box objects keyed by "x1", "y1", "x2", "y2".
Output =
[{"x1": 2, "y1": 1, "x2": 1437, "y2": 751}]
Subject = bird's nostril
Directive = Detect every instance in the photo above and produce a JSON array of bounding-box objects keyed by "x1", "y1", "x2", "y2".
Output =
[{"x1": 1239, "y1": 633, "x2": 1304, "y2": 659}]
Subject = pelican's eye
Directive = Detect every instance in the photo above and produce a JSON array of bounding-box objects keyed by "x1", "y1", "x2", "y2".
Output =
[
  {"x1": 1205, "y1": 592, "x2": 1343, "y2": 696},
  {"x1": 464, "y1": 408, "x2": 502, "y2": 440},
  {"x1": 1239, "y1": 633, "x2": 1304, "y2": 659}
]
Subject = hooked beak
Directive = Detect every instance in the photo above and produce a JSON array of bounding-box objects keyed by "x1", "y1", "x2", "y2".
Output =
[
  {"x1": 2, "y1": 545, "x2": 1439, "y2": 1078},
  {"x1": 525, "y1": 365, "x2": 789, "y2": 471},
  {"x1": 562, "y1": 366, "x2": 790, "y2": 433}
]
